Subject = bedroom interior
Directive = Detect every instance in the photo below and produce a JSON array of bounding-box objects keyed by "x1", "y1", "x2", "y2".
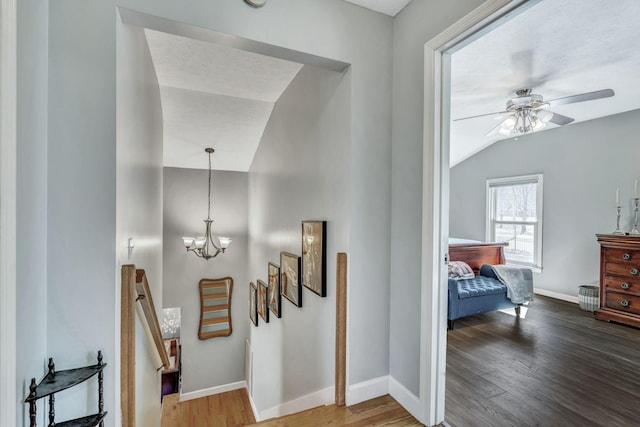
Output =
[
  {"x1": 448, "y1": 0, "x2": 640, "y2": 304},
  {"x1": 443, "y1": 1, "x2": 640, "y2": 424}
]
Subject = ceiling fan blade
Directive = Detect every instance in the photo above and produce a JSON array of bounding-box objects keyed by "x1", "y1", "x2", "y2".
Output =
[
  {"x1": 547, "y1": 89, "x2": 614, "y2": 107},
  {"x1": 454, "y1": 110, "x2": 508, "y2": 122},
  {"x1": 546, "y1": 111, "x2": 574, "y2": 126},
  {"x1": 485, "y1": 119, "x2": 508, "y2": 137}
]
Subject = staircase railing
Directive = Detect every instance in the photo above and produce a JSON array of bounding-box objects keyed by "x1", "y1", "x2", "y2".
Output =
[{"x1": 121, "y1": 265, "x2": 170, "y2": 427}]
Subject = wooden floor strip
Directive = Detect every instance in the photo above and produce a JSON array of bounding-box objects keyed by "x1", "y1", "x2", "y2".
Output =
[{"x1": 445, "y1": 295, "x2": 640, "y2": 427}]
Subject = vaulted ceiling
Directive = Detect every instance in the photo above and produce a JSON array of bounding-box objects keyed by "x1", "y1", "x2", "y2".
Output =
[
  {"x1": 146, "y1": 0, "x2": 640, "y2": 171},
  {"x1": 145, "y1": 29, "x2": 303, "y2": 171},
  {"x1": 450, "y1": 0, "x2": 640, "y2": 166}
]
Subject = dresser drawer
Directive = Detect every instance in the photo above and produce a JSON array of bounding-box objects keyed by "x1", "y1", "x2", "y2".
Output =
[
  {"x1": 604, "y1": 248, "x2": 640, "y2": 263},
  {"x1": 605, "y1": 292, "x2": 640, "y2": 315},
  {"x1": 604, "y1": 262, "x2": 640, "y2": 278},
  {"x1": 603, "y1": 276, "x2": 640, "y2": 295}
]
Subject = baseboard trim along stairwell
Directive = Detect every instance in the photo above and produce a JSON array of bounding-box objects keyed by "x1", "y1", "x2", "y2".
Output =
[
  {"x1": 258, "y1": 386, "x2": 335, "y2": 421},
  {"x1": 180, "y1": 380, "x2": 247, "y2": 402},
  {"x1": 388, "y1": 376, "x2": 421, "y2": 421},
  {"x1": 346, "y1": 375, "x2": 389, "y2": 406}
]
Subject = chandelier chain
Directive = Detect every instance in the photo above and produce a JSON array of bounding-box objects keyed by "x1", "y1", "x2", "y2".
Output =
[{"x1": 207, "y1": 150, "x2": 212, "y2": 220}]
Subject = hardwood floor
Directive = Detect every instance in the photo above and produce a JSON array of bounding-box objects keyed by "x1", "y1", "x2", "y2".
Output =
[
  {"x1": 161, "y1": 388, "x2": 256, "y2": 427},
  {"x1": 163, "y1": 392, "x2": 422, "y2": 426},
  {"x1": 164, "y1": 296, "x2": 639, "y2": 426},
  {"x1": 247, "y1": 395, "x2": 423, "y2": 426},
  {"x1": 445, "y1": 295, "x2": 640, "y2": 427}
]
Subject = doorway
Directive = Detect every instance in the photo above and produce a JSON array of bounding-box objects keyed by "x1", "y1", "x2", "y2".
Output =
[{"x1": 419, "y1": 0, "x2": 534, "y2": 424}]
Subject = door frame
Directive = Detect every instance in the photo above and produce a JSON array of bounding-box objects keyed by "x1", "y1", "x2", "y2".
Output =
[
  {"x1": 418, "y1": 0, "x2": 532, "y2": 424},
  {"x1": 0, "y1": 0, "x2": 17, "y2": 424}
]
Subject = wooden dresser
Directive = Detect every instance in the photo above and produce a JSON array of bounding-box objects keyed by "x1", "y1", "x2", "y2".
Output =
[{"x1": 595, "y1": 234, "x2": 640, "y2": 328}]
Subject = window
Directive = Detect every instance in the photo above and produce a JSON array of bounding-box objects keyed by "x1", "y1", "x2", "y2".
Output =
[{"x1": 486, "y1": 174, "x2": 543, "y2": 271}]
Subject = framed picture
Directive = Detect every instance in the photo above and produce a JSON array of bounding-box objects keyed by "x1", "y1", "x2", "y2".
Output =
[
  {"x1": 302, "y1": 220, "x2": 327, "y2": 297},
  {"x1": 249, "y1": 282, "x2": 258, "y2": 327},
  {"x1": 268, "y1": 262, "x2": 282, "y2": 318},
  {"x1": 280, "y1": 252, "x2": 302, "y2": 307},
  {"x1": 257, "y1": 279, "x2": 269, "y2": 323}
]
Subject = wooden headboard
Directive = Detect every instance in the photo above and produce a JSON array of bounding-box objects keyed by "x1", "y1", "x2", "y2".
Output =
[{"x1": 448, "y1": 242, "x2": 507, "y2": 275}]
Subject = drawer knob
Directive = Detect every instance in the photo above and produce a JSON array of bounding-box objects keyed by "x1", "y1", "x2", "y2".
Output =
[
  {"x1": 621, "y1": 299, "x2": 630, "y2": 307},
  {"x1": 621, "y1": 282, "x2": 630, "y2": 290},
  {"x1": 623, "y1": 253, "x2": 632, "y2": 260},
  {"x1": 631, "y1": 268, "x2": 639, "y2": 275}
]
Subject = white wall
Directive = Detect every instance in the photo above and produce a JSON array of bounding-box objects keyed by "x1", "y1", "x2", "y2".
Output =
[
  {"x1": 450, "y1": 110, "x2": 640, "y2": 297},
  {"x1": 16, "y1": 0, "x2": 48, "y2": 425},
  {"x1": 389, "y1": 0, "x2": 487, "y2": 396},
  {"x1": 43, "y1": 2, "x2": 392, "y2": 424},
  {"x1": 248, "y1": 64, "x2": 350, "y2": 416},
  {"x1": 116, "y1": 20, "x2": 164, "y2": 425},
  {"x1": 163, "y1": 167, "x2": 249, "y2": 393}
]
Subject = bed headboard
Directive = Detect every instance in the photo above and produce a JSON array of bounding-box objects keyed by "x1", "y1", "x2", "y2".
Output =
[{"x1": 448, "y1": 242, "x2": 507, "y2": 275}]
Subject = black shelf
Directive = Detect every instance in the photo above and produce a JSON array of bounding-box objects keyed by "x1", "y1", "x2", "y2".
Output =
[
  {"x1": 25, "y1": 364, "x2": 106, "y2": 402},
  {"x1": 55, "y1": 412, "x2": 107, "y2": 427},
  {"x1": 26, "y1": 351, "x2": 106, "y2": 427}
]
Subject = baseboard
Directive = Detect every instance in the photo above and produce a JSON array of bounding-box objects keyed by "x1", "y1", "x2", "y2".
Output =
[
  {"x1": 345, "y1": 375, "x2": 389, "y2": 406},
  {"x1": 388, "y1": 376, "x2": 421, "y2": 421},
  {"x1": 258, "y1": 386, "x2": 334, "y2": 421},
  {"x1": 534, "y1": 288, "x2": 579, "y2": 304},
  {"x1": 248, "y1": 391, "x2": 260, "y2": 422},
  {"x1": 180, "y1": 380, "x2": 247, "y2": 402}
]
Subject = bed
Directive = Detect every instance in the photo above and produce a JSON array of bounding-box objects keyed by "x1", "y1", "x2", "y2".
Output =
[{"x1": 447, "y1": 238, "x2": 521, "y2": 329}]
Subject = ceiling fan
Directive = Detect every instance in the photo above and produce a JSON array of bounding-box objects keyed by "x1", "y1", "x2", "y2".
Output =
[{"x1": 454, "y1": 88, "x2": 615, "y2": 137}]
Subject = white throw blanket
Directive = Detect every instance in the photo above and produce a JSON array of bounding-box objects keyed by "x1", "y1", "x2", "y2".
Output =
[{"x1": 490, "y1": 265, "x2": 534, "y2": 304}]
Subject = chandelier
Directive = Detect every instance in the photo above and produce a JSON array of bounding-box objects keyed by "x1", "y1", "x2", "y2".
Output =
[{"x1": 181, "y1": 148, "x2": 231, "y2": 260}]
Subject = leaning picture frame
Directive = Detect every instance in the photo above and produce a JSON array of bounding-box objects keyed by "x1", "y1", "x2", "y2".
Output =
[
  {"x1": 257, "y1": 279, "x2": 269, "y2": 323},
  {"x1": 302, "y1": 220, "x2": 327, "y2": 297},
  {"x1": 249, "y1": 282, "x2": 258, "y2": 327},
  {"x1": 268, "y1": 262, "x2": 282, "y2": 318},
  {"x1": 280, "y1": 251, "x2": 302, "y2": 307}
]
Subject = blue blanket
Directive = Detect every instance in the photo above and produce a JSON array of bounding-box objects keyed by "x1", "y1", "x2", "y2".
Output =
[{"x1": 489, "y1": 265, "x2": 534, "y2": 304}]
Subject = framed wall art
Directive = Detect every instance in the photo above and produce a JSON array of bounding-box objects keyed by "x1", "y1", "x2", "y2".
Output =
[
  {"x1": 268, "y1": 262, "x2": 281, "y2": 318},
  {"x1": 249, "y1": 282, "x2": 258, "y2": 327},
  {"x1": 198, "y1": 277, "x2": 233, "y2": 340},
  {"x1": 257, "y1": 279, "x2": 269, "y2": 323},
  {"x1": 280, "y1": 251, "x2": 302, "y2": 307},
  {"x1": 302, "y1": 220, "x2": 327, "y2": 297}
]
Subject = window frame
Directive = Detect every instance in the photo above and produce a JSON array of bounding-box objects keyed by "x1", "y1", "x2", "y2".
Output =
[{"x1": 485, "y1": 173, "x2": 543, "y2": 272}]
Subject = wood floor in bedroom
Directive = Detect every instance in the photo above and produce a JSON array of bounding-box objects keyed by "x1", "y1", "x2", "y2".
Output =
[{"x1": 445, "y1": 295, "x2": 640, "y2": 427}]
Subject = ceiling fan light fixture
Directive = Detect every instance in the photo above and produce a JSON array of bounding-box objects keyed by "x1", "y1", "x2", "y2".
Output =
[{"x1": 536, "y1": 109, "x2": 553, "y2": 123}]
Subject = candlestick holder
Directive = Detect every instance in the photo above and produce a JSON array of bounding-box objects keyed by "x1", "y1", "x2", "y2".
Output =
[
  {"x1": 613, "y1": 205, "x2": 625, "y2": 235},
  {"x1": 631, "y1": 198, "x2": 640, "y2": 235}
]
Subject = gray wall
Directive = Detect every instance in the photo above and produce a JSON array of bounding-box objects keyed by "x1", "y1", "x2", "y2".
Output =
[
  {"x1": 41, "y1": 2, "x2": 392, "y2": 424},
  {"x1": 248, "y1": 65, "x2": 350, "y2": 413},
  {"x1": 17, "y1": 0, "x2": 496, "y2": 422},
  {"x1": 116, "y1": 21, "x2": 164, "y2": 425},
  {"x1": 390, "y1": 0, "x2": 487, "y2": 396},
  {"x1": 16, "y1": 0, "x2": 48, "y2": 425},
  {"x1": 450, "y1": 109, "x2": 640, "y2": 297},
  {"x1": 163, "y1": 168, "x2": 249, "y2": 393}
]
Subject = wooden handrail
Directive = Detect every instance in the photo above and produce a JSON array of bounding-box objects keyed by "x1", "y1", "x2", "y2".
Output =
[
  {"x1": 135, "y1": 269, "x2": 171, "y2": 369},
  {"x1": 121, "y1": 265, "x2": 170, "y2": 427}
]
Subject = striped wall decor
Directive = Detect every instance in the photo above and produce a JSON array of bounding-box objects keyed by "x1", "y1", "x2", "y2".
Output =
[{"x1": 199, "y1": 277, "x2": 233, "y2": 340}]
